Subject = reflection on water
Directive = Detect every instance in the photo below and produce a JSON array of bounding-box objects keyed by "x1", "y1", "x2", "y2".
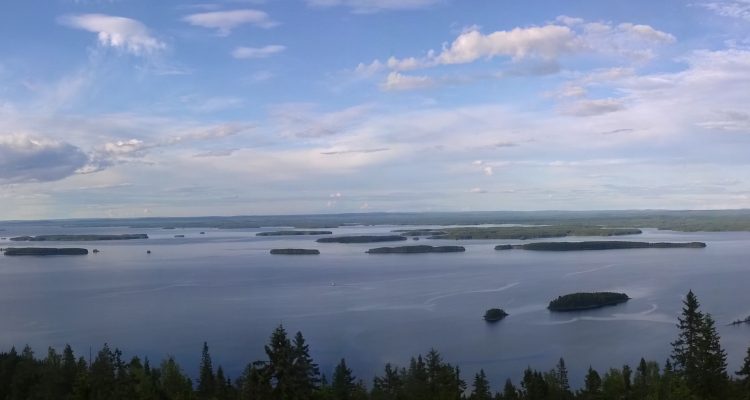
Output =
[{"x1": 1, "y1": 225, "x2": 749, "y2": 388}]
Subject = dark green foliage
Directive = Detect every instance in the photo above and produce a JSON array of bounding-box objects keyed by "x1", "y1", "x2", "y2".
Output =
[
  {"x1": 547, "y1": 292, "x2": 629, "y2": 311},
  {"x1": 671, "y1": 290, "x2": 729, "y2": 399},
  {"x1": 469, "y1": 370, "x2": 491, "y2": 400},
  {"x1": 198, "y1": 342, "x2": 216, "y2": 399}
]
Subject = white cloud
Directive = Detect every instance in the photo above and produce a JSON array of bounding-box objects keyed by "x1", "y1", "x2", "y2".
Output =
[
  {"x1": 438, "y1": 25, "x2": 578, "y2": 64},
  {"x1": 183, "y1": 9, "x2": 277, "y2": 36},
  {"x1": 483, "y1": 166, "x2": 494, "y2": 176},
  {"x1": 58, "y1": 14, "x2": 165, "y2": 55},
  {"x1": 0, "y1": 134, "x2": 88, "y2": 183},
  {"x1": 361, "y1": 18, "x2": 675, "y2": 86},
  {"x1": 306, "y1": 0, "x2": 441, "y2": 13},
  {"x1": 232, "y1": 45, "x2": 286, "y2": 59},
  {"x1": 381, "y1": 72, "x2": 435, "y2": 91},
  {"x1": 469, "y1": 187, "x2": 487, "y2": 193}
]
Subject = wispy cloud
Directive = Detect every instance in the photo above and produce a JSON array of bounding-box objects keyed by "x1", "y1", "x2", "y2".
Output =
[
  {"x1": 183, "y1": 9, "x2": 277, "y2": 35},
  {"x1": 232, "y1": 45, "x2": 286, "y2": 59},
  {"x1": 58, "y1": 14, "x2": 166, "y2": 55}
]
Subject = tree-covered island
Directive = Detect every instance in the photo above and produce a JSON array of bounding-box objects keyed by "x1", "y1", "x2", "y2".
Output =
[
  {"x1": 317, "y1": 235, "x2": 407, "y2": 243},
  {"x1": 483, "y1": 308, "x2": 509, "y2": 322},
  {"x1": 10, "y1": 234, "x2": 148, "y2": 241},
  {"x1": 520, "y1": 241, "x2": 706, "y2": 251},
  {"x1": 269, "y1": 248, "x2": 321, "y2": 255},
  {"x1": 365, "y1": 245, "x2": 466, "y2": 254},
  {"x1": 257, "y1": 231, "x2": 333, "y2": 236},
  {"x1": 2, "y1": 247, "x2": 89, "y2": 256},
  {"x1": 548, "y1": 292, "x2": 630, "y2": 311}
]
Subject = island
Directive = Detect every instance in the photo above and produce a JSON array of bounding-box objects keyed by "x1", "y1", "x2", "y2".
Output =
[
  {"x1": 366, "y1": 245, "x2": 465, "y2": 254},
  {"x1": 3, "y1": 247, "x2": 89, "y2": 256},
  {"x1": 484, "y1": 308, "x2": 509, "y2": 322},
  {"x1": 257, "y1": 230, "x2": 333, "y2": 236},
  {"x1": 494, "y1": 244, "x2": 513, "y2": 250},
  {"x1": 519, "y1": 241, "x2": 706, "y2": 251},
  {"x1": 548, "y1": 292, "x2": 630, "y2": 312},
  {"x1": 396, "y1": 226, "x2": 642, "y2": 240},
  {"x1": 270, "y1": 249, "x2": 320, "y2": 255},
  {"x1": 317, "y1": 235, "x2": 408, "y2": 244},
  {"x1": 10, "y1": 234, "x2": 148, "y2": 241}
]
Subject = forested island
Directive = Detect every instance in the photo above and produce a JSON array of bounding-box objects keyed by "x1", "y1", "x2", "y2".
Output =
[
  {"x1": 257, "y1": 231, "x2": 333, "y2": 236},
  {"x1": 494, "y1": 244, "x2": 513, "y2": 250},
  {"x1": 483, "y1": 308, "x2": 509, "y2": 322},
  {"x1": 0, "y1": 291, "x2": 748, "y2": 400},
  {"x1": 2, "y1": 247, "x2": 89, "y2": 256},
  {"x1": 548, "y1": 292, "x2": 630, "y2": 311},
  {"x1": 518, "y1": 241, "x2": 707, "y2": 251},
  {"x1": 365, "y1": 245, "x2": 465, "y2": 254},
  {"x1": 270, "y1": 248, "x2": 320, "y2": 255},
  {"x1": 9, "y1": 234, "x2": 148, "y2": 241},
  {"x1": 730, "y1": 316, "x2": 750, "y2": 326},
  {"x1": 397, "y1": 226, "x2": 642, "y2": 240},
  {"x1": 317, "y1": 235, "x2": 407, "y2": 243}
]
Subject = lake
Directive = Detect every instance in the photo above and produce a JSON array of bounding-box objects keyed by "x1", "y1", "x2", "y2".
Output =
[{"x1": 1, "y1": 223, "x2": 749, "y2": 389}]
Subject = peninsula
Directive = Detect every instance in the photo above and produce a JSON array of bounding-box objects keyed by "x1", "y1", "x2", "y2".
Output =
[
  {"x1": 366, "y1": 245, "x2": 465, "y2": 254},
  {"x1": 548, "y1": 292, "x2": 630, "y2": 312}
]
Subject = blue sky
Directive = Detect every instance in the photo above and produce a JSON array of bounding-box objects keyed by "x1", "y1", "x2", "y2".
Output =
[{"x1": 1, "y1": 0, "x2": 750, "y2": 219}]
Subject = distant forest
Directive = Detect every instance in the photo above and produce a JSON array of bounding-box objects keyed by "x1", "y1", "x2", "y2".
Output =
[{"x1": 2, "y1": 291, "x2": 749, "y2": 399}]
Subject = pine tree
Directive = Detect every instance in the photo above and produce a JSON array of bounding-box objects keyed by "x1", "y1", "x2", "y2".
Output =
[
  {"x1": 579, "y1": 366, "x2": 602, "y2": 400},
  {"x1": 556, "y1": 358, "x2": 570, "y2": 393},
  {"x1": 198, "y1": 342, "x2": 216, "y2": 399},
  {"x1": 238, "y1": 362, "x2": 272, "y2": 400},
  {"x1": 469, "y1": 369, "x2": 492, "y2": 400}
]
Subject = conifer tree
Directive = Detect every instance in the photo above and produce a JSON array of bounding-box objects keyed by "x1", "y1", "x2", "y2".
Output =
[
  {"x1": 331, "y1": 358, "x2": 356, "y2": 400},
  {"x1": 500, "y1": 378, "x2": 519, "y2": 400},
  {"x1": 198, "y1": 342, "x2": 216, "y2": 399},
  {"x1": 469, "y1": 369, "x2": 492, "y2": 400},
  {"x1": 671, "y1": 290, "x2": 704, "y2": 382},
  {"x1": 291, "y1": 330, "x2": 320, "y2": 399}
]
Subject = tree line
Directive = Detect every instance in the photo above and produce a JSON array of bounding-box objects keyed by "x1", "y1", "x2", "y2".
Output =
[{"x1": 2, "y1": 290, "x2": 750, "y2": 399}]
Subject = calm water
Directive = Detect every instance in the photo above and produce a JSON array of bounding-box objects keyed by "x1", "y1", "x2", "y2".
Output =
[{"x1": 1, "y1": 224, "x2": 749, "y2": 388}]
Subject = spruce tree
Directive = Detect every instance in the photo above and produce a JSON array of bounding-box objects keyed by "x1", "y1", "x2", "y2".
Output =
[
  {"x1": 500, "y1": 379, "x2": 519, "y2": 400},
  {"x1": 331, "y1": 358, "x2": 356, "y2": 400},
  {"x1": 291, "y1": 331, "x2": 320, "y2": 398},
  {"x1": 737, "y1": 345, "x2": 750, "y2": 388},
  {"x1": 198, "y1": 342, "x2": 216, "y2": 399},
  {"x1": 671, "y1": 290, "x2": 704, "y2": 382},
  {"x1": 697, "y1": 314, "x2": 728, "y2": 398},
  {"x1": 264, "y1": 325, "x2": 294, "y2": 399},
  {"x1": 469, "y1": 369, "x2": 492, "y2": 400}
]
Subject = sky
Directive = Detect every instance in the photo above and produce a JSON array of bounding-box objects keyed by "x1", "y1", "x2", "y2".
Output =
[{"x1": 1, "y1": 0, "x2": 750, "y2": 219}]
